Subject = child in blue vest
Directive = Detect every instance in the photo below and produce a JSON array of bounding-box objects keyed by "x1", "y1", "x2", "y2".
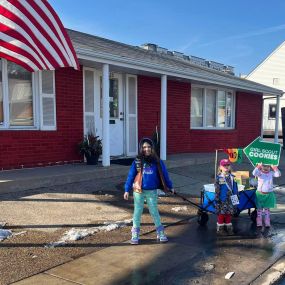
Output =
[
  {"x1": 124, "y1": 138, "x2": 173, "y2": 245},
  {"x1": 215, "y1": 159, "x2": 239, "y2": 235}
]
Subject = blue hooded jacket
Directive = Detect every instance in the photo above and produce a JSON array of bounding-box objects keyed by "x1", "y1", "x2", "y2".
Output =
[{"x1": 125, "y1": 159, "x2": 173, "y2": 192}]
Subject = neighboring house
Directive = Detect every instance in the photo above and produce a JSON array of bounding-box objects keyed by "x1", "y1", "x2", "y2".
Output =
[
  {"x1": 246, "y1": 41, "x2": 285, "y2": 136},
  {"x1": 0, "y1": 29, "x2": 282, "y2": 170}
]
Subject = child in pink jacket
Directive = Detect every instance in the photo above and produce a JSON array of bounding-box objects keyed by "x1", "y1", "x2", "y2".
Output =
[{"x1": 252, "y1": 163, "x2": 281, "y2": 228}]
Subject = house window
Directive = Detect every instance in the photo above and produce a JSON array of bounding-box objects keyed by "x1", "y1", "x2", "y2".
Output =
[
  {"x1": 8, "y1": 61, "x2": 33, "y2": 126},
  {"x1": 191, "y1": 87, "x2": 203, "y2": 127},
  {"x1": 0, "y1": 58, "x2": 56, "y2": 130},
  {"x1": 268, "y1": 104, "x2": 276, "y2": 119},
  {"x1": 191, "y1": 86, "x2": 235, "y2": 129}
]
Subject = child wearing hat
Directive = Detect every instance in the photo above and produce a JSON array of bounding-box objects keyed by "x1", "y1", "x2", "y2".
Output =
[
  {"x1": 124, "y1": 138, "x2": 173, "y2": 244},
  {"x1": 252, "y1": 163, "x2": 281, "y2": 228},
  {"x1": 215, "y1": 159, "x2": 239, "y2": 235}
]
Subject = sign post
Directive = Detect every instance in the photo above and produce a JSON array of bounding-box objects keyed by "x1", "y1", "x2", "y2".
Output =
[{"x1": 243, "y1": 137, "x2": 281, "y2": 166}]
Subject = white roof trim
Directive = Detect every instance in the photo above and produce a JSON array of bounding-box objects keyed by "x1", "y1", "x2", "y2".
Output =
[{"x1": 76, "y1": 47, "x2": 283, "y2": 97}]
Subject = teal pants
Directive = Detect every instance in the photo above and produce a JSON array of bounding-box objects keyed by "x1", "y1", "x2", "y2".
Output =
[{"x1": 133, "y1": 190, "x2": 162, "y2": 228}]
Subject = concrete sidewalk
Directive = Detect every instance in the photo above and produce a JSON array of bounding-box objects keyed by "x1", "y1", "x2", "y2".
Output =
[
  {"x1": 2, "y1": 150, "x2": 285, "y2": 285},
  {"x1": 12, "y1": 209, "x2": 285, "y2": 285},
  {"x1": 0, "y1": 153, "x2": 216, "y2": 195}
]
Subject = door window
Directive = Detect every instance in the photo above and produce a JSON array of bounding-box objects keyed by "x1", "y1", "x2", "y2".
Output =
[{"x1": 100, "y1": 78, "x2": 119, "y2": 118}]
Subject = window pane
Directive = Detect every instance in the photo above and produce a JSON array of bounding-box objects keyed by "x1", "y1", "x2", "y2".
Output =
[
  {"x1": 128, "y1": 77, "x2": 136, "y2": 114},
  {"x1": 42, "y1": 70, "x2": 54, "y2": 94},
  {"x1": 191, "y1": 87, "x2": 203, "y2": 127},
  {"x1": 8, "y1": 62, "x2": 33, "y2": 126},
  {"x1": 110, "y1": 78, "x2": 119, "y2": 118},
  {"x1": 268, "y1": 104, "x2": 276, "y2": 119},
  {"x1": 205, "y1": 89, "x2": 216, "y2": 127},
  {"x1": 100, "y1": 77, "x2": 119, "y2": 118},
  {"x1": 226, "y1": 92, "x2": 233, "y2": 127},
  {"x1": 0, "y1": 60, "x2": 3, "y2": 124},
  {"x1": 84, "y1": 70, "x2": 94, "y2": 113},
  {"x1": 217, "y1": 90, "x2": 226, "y2": 127}
]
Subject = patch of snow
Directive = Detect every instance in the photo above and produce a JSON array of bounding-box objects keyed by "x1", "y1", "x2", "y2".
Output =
[
  {"x1": 13, "y1": 231, "x2": 27, "y2": 236},
  {"x1": 0, "y1": 229, "x2": 12, "y2": 241},
  {"x1": 171, "y1": 206, "x2": 188, "y2": 212},
  {"x1": 203, "y1": 263, "x2": 215, "y2": 271},
  {"x1": 46, "y1": 219, "x2": 132, "y2": 248},
  {"x1": 225, "y1": 272, "x2": 235, "y2": 279}
]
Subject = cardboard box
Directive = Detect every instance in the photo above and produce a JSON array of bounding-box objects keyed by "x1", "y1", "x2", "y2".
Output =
[{"x1": 232, "y1": 171, "x2": 250, "y2": 189}]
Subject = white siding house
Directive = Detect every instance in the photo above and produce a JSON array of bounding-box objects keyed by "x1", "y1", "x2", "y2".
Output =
[{"x1": 246, "y1": 41, "x2": 285, "y2": 136}]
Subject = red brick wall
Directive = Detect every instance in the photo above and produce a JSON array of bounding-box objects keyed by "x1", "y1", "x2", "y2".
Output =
[
  {"x1": 138, "y1": 75, "x2": 263, "y2": 154},
  {"x1": 0, "y1": 67, "x2": 83, "y2": 170},
  {"x1": 0, "y1": 72, "x2": 262, "y2": 169}
]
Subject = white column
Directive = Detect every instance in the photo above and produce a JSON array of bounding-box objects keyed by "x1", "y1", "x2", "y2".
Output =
[
  {"x1": 160, "y1": 74, "x2": 167, "y2": 160},
  {"x1": 102, "y1": 64, "x2": 110, "y2": 166},
  {"x1": 274, "y1": 95, "x2": 280, "y2": 143}
]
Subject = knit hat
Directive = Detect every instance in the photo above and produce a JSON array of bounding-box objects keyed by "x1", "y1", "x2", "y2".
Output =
[
  {"x1": 220, "y1": 159, "x2": 231, "y2": 167},
  {"x1": 139, "y1": 138, "x2": 154, "y2": 149}
]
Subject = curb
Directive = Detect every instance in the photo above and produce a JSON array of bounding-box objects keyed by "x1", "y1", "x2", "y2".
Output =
[{"x1": 250, "y1": 254, "x2": 285, "y2": 285}]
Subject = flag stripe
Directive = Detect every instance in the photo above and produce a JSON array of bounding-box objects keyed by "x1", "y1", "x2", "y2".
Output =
[
  {"x1": 0, "y1": 36, "x2": 44, "y2": 69},
  {"x1": 0, "y1": 22, "x2": 49, "y2": 69},
  {"x1": 8, "y1": 0, "x2": 69, "y2": 67},
  {"x1": 0, "y1": 31, "x2": 46, "y2": 69},
  {"x1": 25, "y1": 0, "x2": 72, "y2": 65},
  {"x1": 0, "y1": 46, "x2": 38, "y2": 71},
  {"x1": 39, "y1": 0, "x2": 79, "y2": 69},
  {"x1": 0, "y1": 0, "x2": 79, "y2": 71},
  {"x1": 1, "y1": 1, "x2": 64, "y2": 67},
  {"x1": 0, "y1": 8, "x2": 54, "y2": 68}
]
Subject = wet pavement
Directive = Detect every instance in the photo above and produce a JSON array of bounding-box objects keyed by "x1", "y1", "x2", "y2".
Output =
[
  {"x1": 13, "y1": 207, "x2": 285, "y2": 285},
  {"x1": 10, "y1": 151, "x2": 285, "y2": 285}
]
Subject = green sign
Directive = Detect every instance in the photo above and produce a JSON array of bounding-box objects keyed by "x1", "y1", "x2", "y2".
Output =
[{"x1": 243, "y1": 137, "x2": 281, "y2": 166}]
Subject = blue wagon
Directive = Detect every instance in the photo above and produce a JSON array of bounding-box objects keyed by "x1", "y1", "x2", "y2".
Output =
[{"x1": 197, "y1": 184, "x2": 257, "y2": 225}]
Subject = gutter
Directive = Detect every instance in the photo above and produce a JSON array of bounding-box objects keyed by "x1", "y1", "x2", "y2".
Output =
[{"x1": 75, "y1": 47, "x2": 283, "y2": 97}]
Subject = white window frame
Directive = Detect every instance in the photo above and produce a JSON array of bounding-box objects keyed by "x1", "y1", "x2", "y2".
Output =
[
  {"x1": 0, "y1": 58, "x2": 37, "y2": 130},
  {"x1": 125, "y1": 74, "x2": 138, "y2": 156},
  {"x1": 83, "y1": 66, "x2": 96, "y2": 135},
  {"x1": 191, "y1": 84, "x2": 236, "y2": 130},
  {"x1": 39, "y1": 70, "x2": 56, "y2": 130},
  {"x1": 0, "y1": 59, "x2": 56, "y2": 131}
]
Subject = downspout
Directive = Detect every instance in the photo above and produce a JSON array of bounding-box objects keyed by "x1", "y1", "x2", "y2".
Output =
[{"x1": 261, "y1": 97, "x2": 264, "y2": 139}]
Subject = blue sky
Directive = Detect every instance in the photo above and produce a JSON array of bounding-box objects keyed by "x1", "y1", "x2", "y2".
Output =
[{"x1": 49, "y1": 0, "x2": 285, "y2": 76}]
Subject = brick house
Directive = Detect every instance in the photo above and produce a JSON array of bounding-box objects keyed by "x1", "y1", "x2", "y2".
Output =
[{"x1": 0, "y1": 29, "x2": 282, "y2": 170}]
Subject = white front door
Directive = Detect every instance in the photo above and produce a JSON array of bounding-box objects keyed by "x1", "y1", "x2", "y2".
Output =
[
  {"x1": 84, "y1": 69, "x2": 137, "y2": 158},
  {"x1": 93, "y1": 71, "x2": 124, "y2": 156}
]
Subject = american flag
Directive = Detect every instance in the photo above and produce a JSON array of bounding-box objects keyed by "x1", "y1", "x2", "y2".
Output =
[{"x1": 0, "y1": 0, "x2": 79, "y2": 71}]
